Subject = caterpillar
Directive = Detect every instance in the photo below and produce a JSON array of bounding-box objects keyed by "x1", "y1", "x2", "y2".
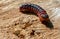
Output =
[{"x1": 20, "y1": 3, "x2": 49, "y2": 23}]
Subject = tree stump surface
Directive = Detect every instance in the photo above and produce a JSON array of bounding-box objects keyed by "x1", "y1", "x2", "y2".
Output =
[{"x1": 0, "y1": 0, "x2": 60, "y2": 39}]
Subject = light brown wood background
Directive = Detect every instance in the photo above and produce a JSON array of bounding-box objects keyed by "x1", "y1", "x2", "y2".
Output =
[{"x1": 0, "y1": 0, "x2": 60, "y2": 39}]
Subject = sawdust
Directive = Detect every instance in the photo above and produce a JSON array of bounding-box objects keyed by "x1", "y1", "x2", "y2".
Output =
[{"x1": 0, "y1": 0, "x2": 60, "y2": 39}]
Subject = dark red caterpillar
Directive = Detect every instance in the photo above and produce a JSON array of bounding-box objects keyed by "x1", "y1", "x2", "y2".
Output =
[{"x1": 20, "y1": 3, "x2": 49, "y2": 23}]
